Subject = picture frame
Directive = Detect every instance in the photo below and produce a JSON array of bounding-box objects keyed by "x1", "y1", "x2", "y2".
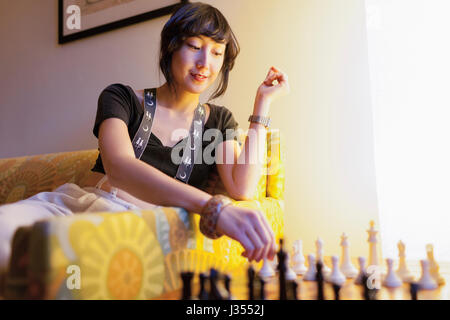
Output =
[{"x1": 58, "y1": 0, "x2": 188, "y2": 44}]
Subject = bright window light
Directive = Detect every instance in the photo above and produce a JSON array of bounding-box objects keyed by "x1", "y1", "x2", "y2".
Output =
[{"x1": 365, "y1": 0, "x2": 450, "y2": 261}]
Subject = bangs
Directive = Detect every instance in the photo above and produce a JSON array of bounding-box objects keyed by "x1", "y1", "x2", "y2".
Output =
[{"x1": 180, "y1": 11, "x2": 231, "y2": 44}]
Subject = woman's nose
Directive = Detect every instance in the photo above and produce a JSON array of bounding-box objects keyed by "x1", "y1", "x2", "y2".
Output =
[{"x1": 196, "y1": 50, "x2": 210, "y2": 69}]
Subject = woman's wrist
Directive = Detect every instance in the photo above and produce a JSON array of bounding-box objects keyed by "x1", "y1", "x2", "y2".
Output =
[
  {"x1": 199, "y1": 194, "x2": 233, "y2": 239},
  {"x1": 253, "y1": 94, "x2": 271, "y2": 117}
]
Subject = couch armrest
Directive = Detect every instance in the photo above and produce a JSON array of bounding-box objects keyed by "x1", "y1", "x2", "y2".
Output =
[{"x1": 4, "y1": 200, "x2": 283, "y2": 299}]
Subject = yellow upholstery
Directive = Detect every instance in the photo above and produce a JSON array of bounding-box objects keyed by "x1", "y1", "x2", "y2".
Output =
[{"x1": 0, "y1": 130, "x2": 285, "y2": 299}]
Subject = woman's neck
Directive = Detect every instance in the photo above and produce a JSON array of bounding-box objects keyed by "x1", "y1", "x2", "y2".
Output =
[{"x1": 156, "y1": 83, "x2": 200, "y2": 115}]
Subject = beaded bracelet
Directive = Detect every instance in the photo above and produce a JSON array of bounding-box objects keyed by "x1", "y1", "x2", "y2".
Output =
[{"x1": 199, "y1": 195, "x2": 233, "y2": 239}]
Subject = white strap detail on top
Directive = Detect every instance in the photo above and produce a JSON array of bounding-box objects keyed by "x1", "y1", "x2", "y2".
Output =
[{"x1": 95, "y1": 175, "x2": 118, "y2": 198}]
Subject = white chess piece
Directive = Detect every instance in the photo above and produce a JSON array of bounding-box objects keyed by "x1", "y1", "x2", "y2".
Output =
[
  {"x1": 327, "y1": 255, "x2": 346, "y2": 286},
  {"x1": 396, "y1": 240, "x2": 413, "y2": 282},
  {"x1": 418, "y1": 259, "x2": 438, "y2": 290},
  {"x1": 339, "y1": 233, "x2": 358, "y2": 278},
  {"x1": 382, "y1": 258, "x2": 402, "y2": 288},
  {"x1": 292, "y1": 240, "x2": 307, "y2": 275},
  {"x1": 315, "y1": 237, "x2": 331, "y2": 275},
  {"x1": 367, "y1": 220, "x2": 379, "y2": 267},
  {"x1": 285, "y1": 254, "x2": 298, "y2": 281},
  {"x1": 426, "y1": 244, "x2": 445, "y2": 286},
  {"x1": 354, "y1": 256, "x2": 367, "y2": 285},
  {"x1": 303, "y1": 254, "x2": 317, "y2": 281},
  {"x1": 259, "y1": 258, "x2": 275, "y2": 278}
]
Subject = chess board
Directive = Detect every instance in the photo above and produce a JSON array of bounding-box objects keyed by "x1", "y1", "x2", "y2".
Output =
[{"x1": 154, "y1": 259, "x2": 450, "y2": 300}]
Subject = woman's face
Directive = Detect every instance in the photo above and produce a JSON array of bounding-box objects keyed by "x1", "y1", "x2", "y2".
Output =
[{"x1": 171, "y1": 35, "x2": 226, "y2": 95}]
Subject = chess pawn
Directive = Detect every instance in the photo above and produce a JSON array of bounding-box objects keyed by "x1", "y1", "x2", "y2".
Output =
[
  {"x1": 223, "y1": 274, "x2": 235, "y2": 300},
  {"x1": 292, "y1": 239, "x2": 307, "y2": 275},
  {"x1": 396, "y1": 240, "x2": 414, "y2": 282},
  {"x1": 285, "y1": 254, "x2": 298, "y2": 281},
  {"x1": 315, "y1": 237, "x2": 331, "y2": 275},
  {"x1": 180, "y1": 271, "x2": 194, "y2": 300},
  {"x1": 327, "y1": 255, "x2": 346, "y2": 286},
  {"x1": 367, "y1": 220, "x2": 379, "y2": 267},
  {"x1": 303, "y1": 254, "x2": 318, "y2": 281},
  {"x1": 426, "y1": 244, "x2": 445, "y2": 285},
  {"x1": 339, "y1": 233, "x2": 358, "y2": 278},
  {"x1": 382, "y1": 258, "x2": 402, "y2": 288},
  {"x1": 259, "y1": 258, "x2": 275, "y2": 278},
  {"x1": 355, "y1": 256, "x2": 367, "y2": 285},
  {"x1": 417, "y1": 259, "x2": 438, "y2": 290},
  {"x1": 198, "y1": 273, "x2": 209, "y2": 300}
]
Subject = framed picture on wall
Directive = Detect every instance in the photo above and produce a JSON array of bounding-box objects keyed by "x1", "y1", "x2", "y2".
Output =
[{"x1": 58, "y1": 0, "x2": 188, "y2": 44}]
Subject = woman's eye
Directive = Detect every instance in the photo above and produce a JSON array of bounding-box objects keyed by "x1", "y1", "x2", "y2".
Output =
[
  {"x1": 188, "y1": 44, "x2": 200, "y2": 50},
  {"x1": 214, "y1": 52, "x2": 223, "y2": 56}
]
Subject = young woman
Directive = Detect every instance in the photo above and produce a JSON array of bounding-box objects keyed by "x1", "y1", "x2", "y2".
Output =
[{"x1": 0, "y1": 2, "x2": 289, "y2": 272}]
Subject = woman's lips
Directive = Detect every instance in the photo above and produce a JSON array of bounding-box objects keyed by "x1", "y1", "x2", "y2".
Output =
[{"x1": 191, "y1": 73, "x2": 208, "y2": 82}]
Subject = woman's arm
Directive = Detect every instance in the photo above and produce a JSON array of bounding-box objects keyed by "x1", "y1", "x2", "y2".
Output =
[
  {"x1": 99, "y1": 117, "x2": 276, "y2": 262},
  {"x1": 216, "y1": 66, "x2": 290, "y2": 200},
  {"x1": 99, "y1": 118, "x2": 211, "y2": 213}
]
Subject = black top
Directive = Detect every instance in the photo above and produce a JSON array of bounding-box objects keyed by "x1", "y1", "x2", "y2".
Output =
[{"x1": 91, "y1": 83, "x2": 239, "y2": 190}]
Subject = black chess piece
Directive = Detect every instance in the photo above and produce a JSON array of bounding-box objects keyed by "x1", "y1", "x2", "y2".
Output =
[
  {"x1": 409, "y1": 282, "x2": 419, "y2": 300},
  {"x1": 277, "y1": 239, "x2": 287, "y2": 300},
  {"x1": 223, "y1": 274, "x2": 232, "y2": 300},
  {"x1": 180, "y1": 271, "x2": 194, "y2": 300},
  {"x1": 198, "y1": 272, "x2": 209, "y2": 300},
  {"x1": 332, "y1": 283, "x2": 341, "y2": 300},
  {"x1": 209, "y1": 268, "x2": 224, "y2": 300},
  {"x1": 286, "y1": 280, "x2": 298, "y2": 300},
  {"x1": 259, "y1": 276, "x2": 266, "y2": 300},
  {"x1": 316, "y1": 262, "x2": 325, "y2": 300},
  {"x1": 361, "y1": 272, "x2": 370, "y2": 300},
  {"x1": 361, "y1": 272, "x2": 378, "y2": 300},
  {"x1": 247, "y1": 265, "x2": 256, "y2": 300},
  {"x1": 252, "y1": 275, "x2": 266, "y2": 300}
]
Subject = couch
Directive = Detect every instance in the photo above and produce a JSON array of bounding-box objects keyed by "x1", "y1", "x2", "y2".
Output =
[{"x1": 0, "y1": 130, "x2": 285, "y2": 300}]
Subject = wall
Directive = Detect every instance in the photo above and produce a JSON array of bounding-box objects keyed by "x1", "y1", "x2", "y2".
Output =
[{"x1": 0, "y1": 0, "x2": 379, "y2": 260}]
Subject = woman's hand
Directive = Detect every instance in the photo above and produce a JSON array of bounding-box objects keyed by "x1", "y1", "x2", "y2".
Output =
[
  {"x1": 256, "y1": 66, "x2": 290, "y2": 103},
  {"x1": 215, "y1": 205, "x2": 277, "y2": 262}
]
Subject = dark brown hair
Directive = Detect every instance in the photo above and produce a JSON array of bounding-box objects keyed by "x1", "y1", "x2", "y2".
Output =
[{"x1": 159, "y1": 1, "x2": 240, "y2": 101}]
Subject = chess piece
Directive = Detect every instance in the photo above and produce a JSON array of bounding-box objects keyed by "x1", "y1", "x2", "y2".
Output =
[
  {"x1": 339, "y1": 233, "x2": 358, "y2": 278},
  {"x1": 292, "y1": 239, "x2": 307, "y2": 275},
  {"x1": 396, "y1": 240, "x2": 413, "y2": 282},
  {"x1": 367, "y1": 220, "x2": 379, "y2": 267},
  {"x1": 259, "y1": 258, "x2": 275, "y2": 278},
  {"x1": 355, "y1": 256, "x2": 367, "y2": 285},
  {"x1": 223, "y1": 274, "x2": 234, "y2": 300},
  {"x1": 180, "y1": 271, "x2": 194, "y2": 300},
  {"x1": 209, "y1": 268, "x2": 227, "y2": 300},
  {"x1": 382, "y1": 258, "x2": 402, "y2": 288},
  {"x1": 426, "y1": 244, "x2": 445, "y2": 285},
  {"x1": 247, "y1": 264, "x2": 256, "y2": 300},
  {"x1": 277, "y1": 239, "x2": 287, "y2": 300},
  {"x1": 361, "y1": 272, "x2": 379, "y2": 300},
  {"x1": 303, "y1": 254, "x2": 317, "y2": 281},
  {"x1": 409, "y1": 282, "x2": 419, "y2": 300},
  {"x1": 332, "y1": 283, "x2": 341, "y2": 300},
  {"x1": 198, "y1": 272, "x2": 209, "y2": 300},
  {"x1": 316, "y1": 262, "x2": 325, "y2": 300},
  {"x1": 286, "y1": 280, "x2": 299, "y2": 300},
  {"x1": 285, "y1": 253, "x2": 298, "y2": 281},
  {"x1": 327, "y1": 255, "x2": 346, "y2": 286},
  {"x1": 417, "y1": 259, "x2": 438, "y2": 290},
  {"x1": 315, "y1": 237, "x2": 331, "y2": 274},
  {"x1": 253, "y1": 275, "x2": 266, "y2": 300}
]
